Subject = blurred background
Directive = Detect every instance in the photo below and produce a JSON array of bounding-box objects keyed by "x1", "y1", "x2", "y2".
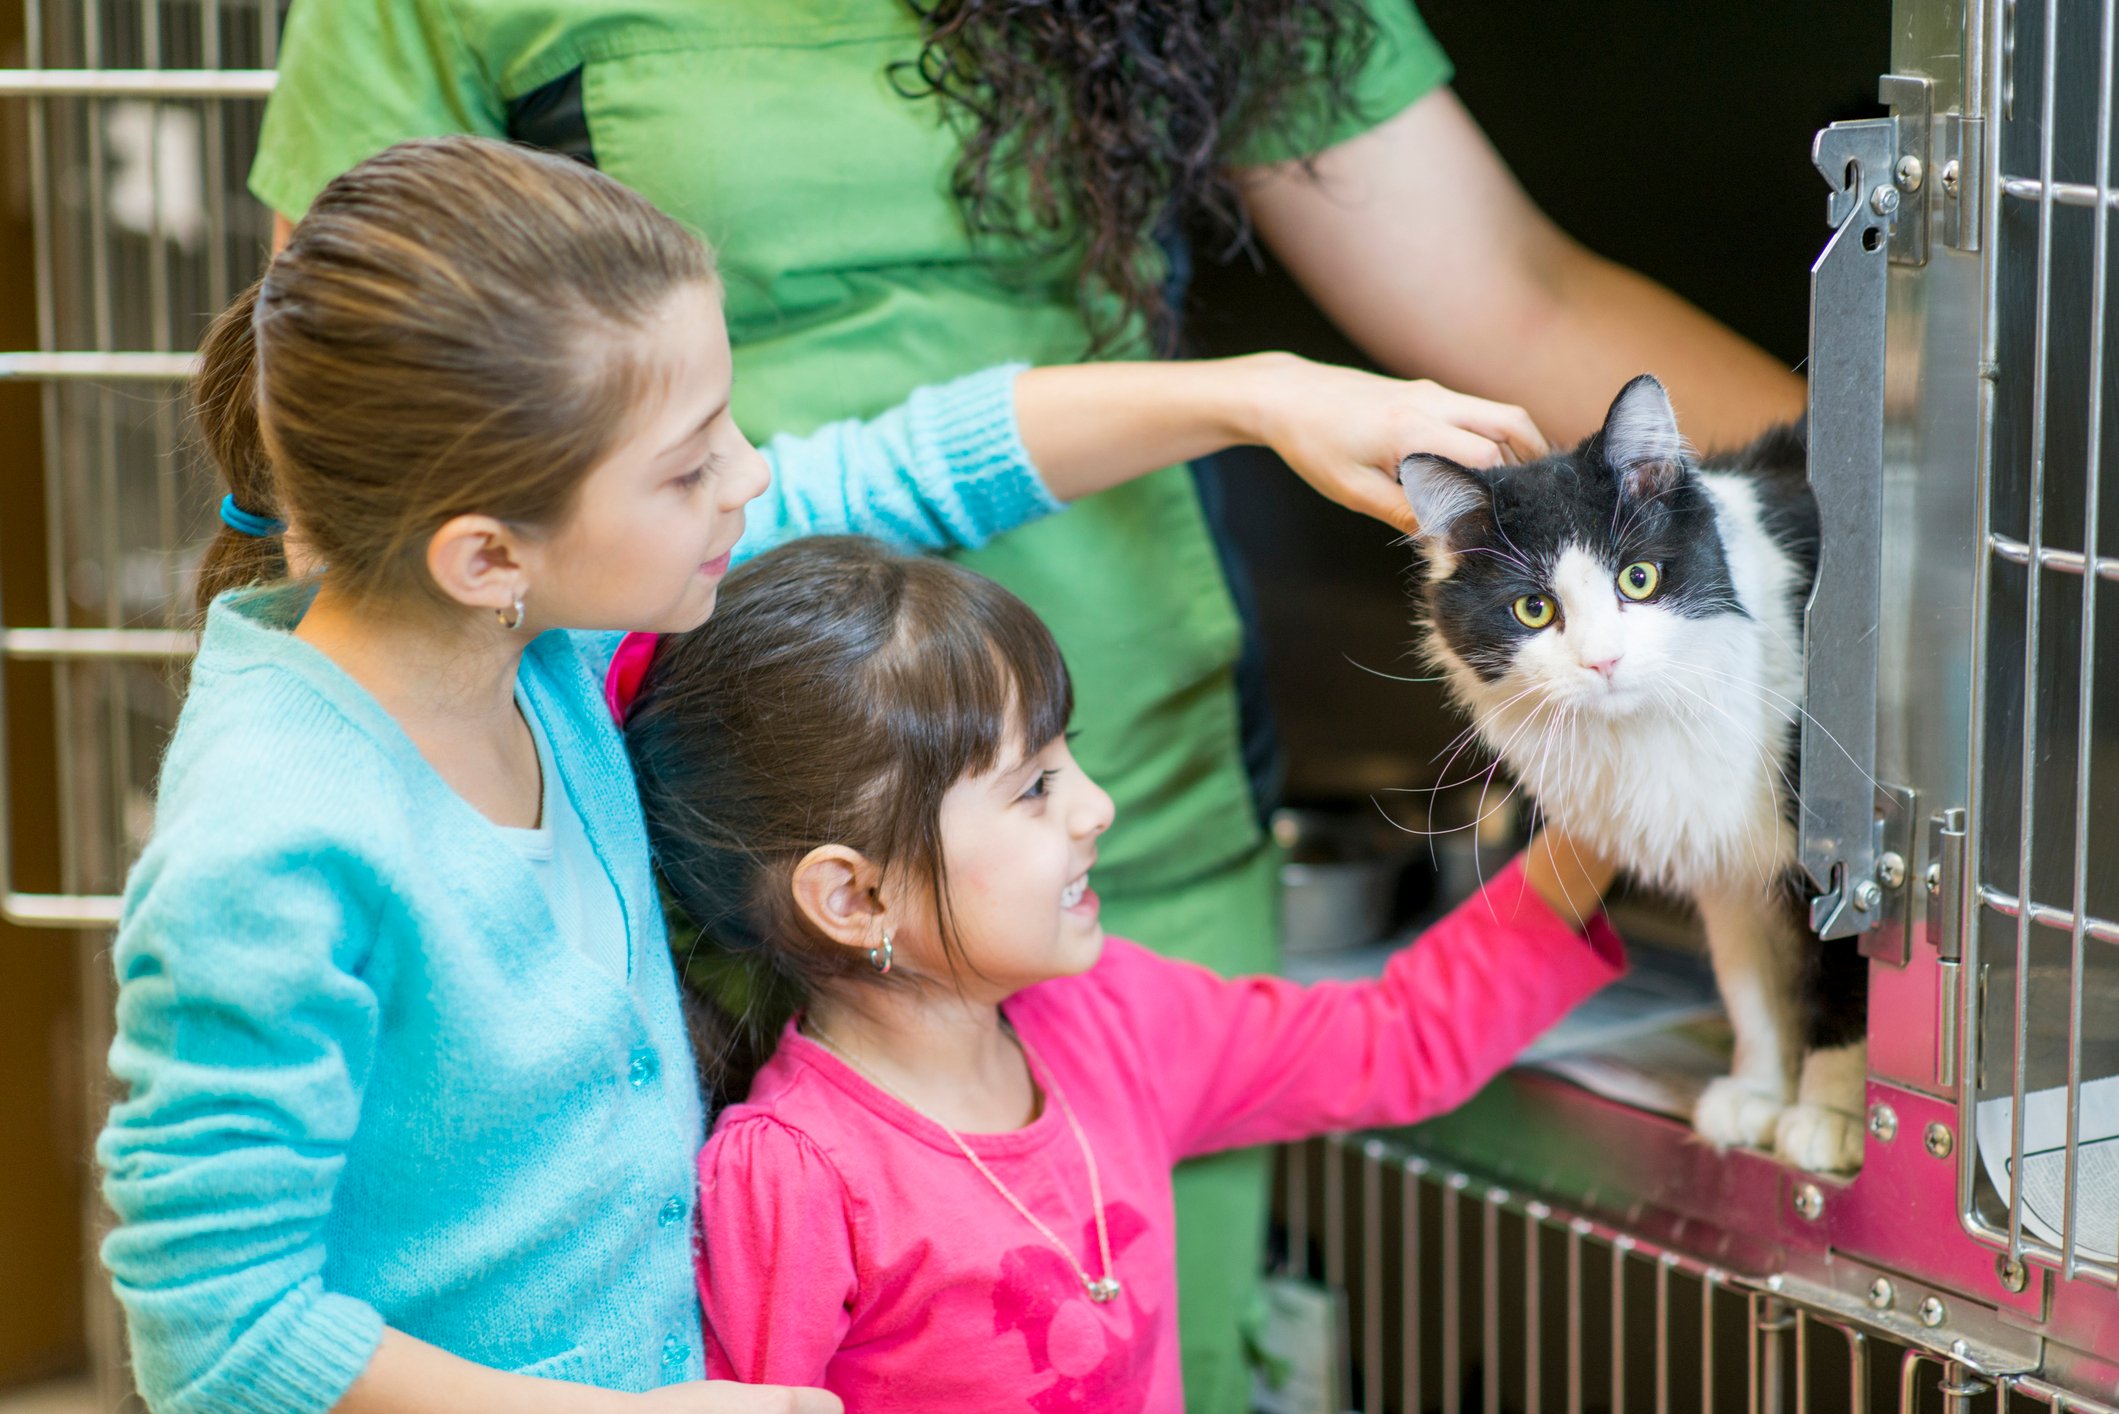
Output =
[{"x1": 0, "y1": 0, "x2": 1887, "y2": 1405}]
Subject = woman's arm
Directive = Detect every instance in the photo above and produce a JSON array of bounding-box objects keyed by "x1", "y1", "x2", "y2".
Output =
[
  {"x1": 1240, "y1": 88, "x2": 1804, "y2": 450},
  {"x1": 339, "y1": 1331, "x2": 840, "y2": 1414}
]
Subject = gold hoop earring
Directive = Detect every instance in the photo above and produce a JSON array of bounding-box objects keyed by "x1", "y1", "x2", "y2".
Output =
[
  {"x1": 496, "y1": 585, "x2": 527, "y2": 632},
  {"x1": 868, "y1": 930, "x2": 893, "y2": 975}
]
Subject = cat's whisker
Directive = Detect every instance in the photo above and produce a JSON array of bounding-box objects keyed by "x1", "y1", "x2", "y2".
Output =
[
  {"x1": 1341, "y1": 655, "x2": 1450, "y2": 686},
  {"x1": 1668, "y1": 659, "x2": 1882, "y2": 801}
]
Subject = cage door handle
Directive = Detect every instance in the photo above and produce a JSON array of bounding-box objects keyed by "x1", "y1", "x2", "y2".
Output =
[{"x1": 1801, "y1": 117, "x2": 1901, "y2": 941}]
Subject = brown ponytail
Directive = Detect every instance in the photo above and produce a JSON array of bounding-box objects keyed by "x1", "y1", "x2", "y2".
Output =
[
  {"x1": 186, "y1": 136, "x2": 714, "y2": 619},
  {"x1": 191, "y1": 280, "x2": 288, "y2": 614}
]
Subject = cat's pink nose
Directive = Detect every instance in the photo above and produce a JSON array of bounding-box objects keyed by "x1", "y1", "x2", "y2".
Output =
[{"x1": 1584, "y1": 656, "x2": 1622, "y2": 681}]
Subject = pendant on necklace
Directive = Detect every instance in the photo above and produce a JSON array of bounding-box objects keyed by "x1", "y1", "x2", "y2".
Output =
[{"x1": 1085, "y1": 1276, "x2": 1122, "y2": 1304}]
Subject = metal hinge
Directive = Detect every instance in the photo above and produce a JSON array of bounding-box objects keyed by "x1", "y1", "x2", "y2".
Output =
[{"x1": 1875, "y1": 74, "x2": 1985, "y2": 264}]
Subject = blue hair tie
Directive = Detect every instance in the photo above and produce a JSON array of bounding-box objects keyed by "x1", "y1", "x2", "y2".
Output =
[{"x1": 219, "y1": 494, "x2": 285, "y2": 538}]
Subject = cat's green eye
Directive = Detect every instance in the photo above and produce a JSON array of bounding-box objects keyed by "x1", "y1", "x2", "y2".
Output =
[
  {"x1": 1618, "y1": 561, "x2": 1661, "y2": 601},
  {"x1": 1512, "y1": 594, "x2": 1556, "y2": 629}
]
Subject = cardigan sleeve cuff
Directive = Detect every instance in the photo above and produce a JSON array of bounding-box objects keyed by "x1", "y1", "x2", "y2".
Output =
[
  {"x1": 172, "y1": 1288, "x2": 384, "y2": 1414},
  {"x1": 902, "y1": 363, "x2": 1064, "y2": 545}
]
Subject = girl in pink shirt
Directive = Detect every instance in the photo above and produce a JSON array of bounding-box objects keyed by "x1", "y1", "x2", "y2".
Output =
[{"x1": 618, "y1": 536, "x2": 1623, "y2": 1413}]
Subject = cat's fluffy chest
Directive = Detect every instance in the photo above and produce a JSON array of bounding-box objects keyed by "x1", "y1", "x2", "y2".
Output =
[{"x1": 1445, "y1": 471, "x2": 1805, "y2": 894}]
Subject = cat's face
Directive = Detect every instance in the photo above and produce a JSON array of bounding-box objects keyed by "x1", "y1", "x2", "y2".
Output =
[{"x1": 1401, "y1": 375, "x2": 1744, "y2": 718}]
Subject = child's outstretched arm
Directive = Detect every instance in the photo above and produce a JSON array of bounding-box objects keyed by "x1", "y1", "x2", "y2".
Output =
[
  {"x1": 1067, "y1": 829, "x2": 1623, "y2": 1162},
  {"x1": 1015, "y1": 353, "x2": 1546, "y2": 533},
  {"x1": 744, "y1": 355, "x2": 1543, "y2": 559}
]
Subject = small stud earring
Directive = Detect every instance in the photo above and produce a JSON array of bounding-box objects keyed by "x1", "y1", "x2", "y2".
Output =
[
  {"x1": 496, "y1": 585, "x2": 528, "y2": 632},
  {"x1": 868, "y1": 930, "x2": 893, "y2": 975}
]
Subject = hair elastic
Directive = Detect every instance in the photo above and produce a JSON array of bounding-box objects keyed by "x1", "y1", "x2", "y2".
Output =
[{"x1": 218, "y1": 494, "x2": 285, "y2": 538}]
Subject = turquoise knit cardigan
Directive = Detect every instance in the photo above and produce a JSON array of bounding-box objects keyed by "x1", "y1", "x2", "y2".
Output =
[{"x1": 97, "y1": 366, "x2": 1052, "y2": 1413}]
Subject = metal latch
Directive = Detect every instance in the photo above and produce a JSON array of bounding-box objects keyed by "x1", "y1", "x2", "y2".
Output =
[{"x1": 1801, "y1": 113, "x2": 1909, "y2": 941}]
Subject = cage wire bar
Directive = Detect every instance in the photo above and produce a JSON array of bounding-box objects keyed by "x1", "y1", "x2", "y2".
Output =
[
  {"x1": 1957, "y1": 0, "x2": 2119, "y2": 1294},
  {"x1": 3, "y1": 3, "x2": 279, "y2": 1403},
  {"x1": 0, "y1": 0, "x2": 278, "y2": 933},
  {"x1": 1278, "y1": 1135, "x2": 2119, "y2": 1414}
]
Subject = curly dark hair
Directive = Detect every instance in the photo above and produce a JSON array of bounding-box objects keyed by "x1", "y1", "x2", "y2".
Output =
[{"x1": 896, "y1": 0, "x2": 1383, "y2": 356}]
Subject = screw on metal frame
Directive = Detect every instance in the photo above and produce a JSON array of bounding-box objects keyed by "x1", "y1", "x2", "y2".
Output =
[
  {"x1": 1868, "y1": 1276, "x2": 1896, "y2": 1309},
  {"x1": 1869, "y1": 1103, "x2": 1899, "y2": 1142},
  {"x1": 1918, "y1": 1295, "x2": 1948, "y2": 1327},
  {"x1": 1925, "y1": 1122, "x2": 1955, "y2": 1158}
]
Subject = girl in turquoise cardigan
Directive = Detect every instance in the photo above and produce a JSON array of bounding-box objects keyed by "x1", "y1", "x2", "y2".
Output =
[{"x1": 97, "y1": 134, "x2": 1544, "y2": 1414}]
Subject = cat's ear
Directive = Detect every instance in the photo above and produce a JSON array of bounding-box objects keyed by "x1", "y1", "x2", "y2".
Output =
[
  {"x1": 1599, "y1": 374, "x2": 1691, "y2": 503},
  {"x1": 1397, "y1": 454, "x2": 1490, "y2": 541}
]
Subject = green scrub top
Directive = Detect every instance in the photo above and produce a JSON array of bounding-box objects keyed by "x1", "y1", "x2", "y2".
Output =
[{"x1": 249, "y1": 0, "x2": 1450, "y2": 920}]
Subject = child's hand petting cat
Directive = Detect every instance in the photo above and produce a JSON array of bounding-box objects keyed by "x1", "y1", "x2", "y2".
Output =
[{"x1": 1239, "y1": 353, "x2": 1548, "y2": 536}]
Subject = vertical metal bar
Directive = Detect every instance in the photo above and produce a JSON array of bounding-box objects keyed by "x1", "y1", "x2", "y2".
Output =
[
  {"x1": 1324, "y1": 1134, "x2": 1346, "y2": 1294},
  {"x1": 1610, "y1": 1238, "x2": 1629, "y2": 1414},
  {"x1": 1402, "y1": 1158, "x2": 1424, "y2": 1414},
  {"x1": 1655, "y1": 1254, "x2": 1672, "y2": 1414},
  {"x1": 1749, "y1": 1293, "x2": 1760, "y2": 1414},
  {"x1": 1794, "y1": 1310, "x2": 1809, "y2": 1414},
  {"x1": 1441, "y1": 1175, "x2": 1462, "y2": 1414},
  {"x1": 1482, "y1": 1195, "x2": 1500, "y2": 1414},
  {"x1": 201, "y1": 0, "x2": 228, "y2": 310},
  {"x1": 2063, "y1": 0, "x2": 2116, "y2": 1282},
  {"x1": 1942, "y1": 1361, "x2": 1995, "y2": 1412},
  {"x1": 2006, "y1": 0, "x2": 2063, "y2": 1264},
  {"x1": 1756, "y1": 1295, "x2": 1793, "y2": 1414},
  {"x1": 1960, "y1": 0, "x2": 2011, "y2": 1244},
  {"x1": 1841, "y1": 1325, "x2": 1870, "y2": 1414},
  {"x1": 1526, "y1": 1203, "x2": 1546, "y2": 1414},
  {"x1": 1702, "y1": 1273, "x2": 1717, "y2": 1414},
  {"x1": 1361, "y1": 1143, "x2": 1382, "y2": 1414},
  {"x1": 1288, "y1": 1140, "x2": 1309, "y2": 1279},
  {"x1": 1901, "y1": 1350, "x2": 1929, "y2": 1414},
  {"x1": 1566, "y1": 1220, "x2": 1584, "y2": 1414},
  {"x1": 143, "y1": 0, "x2": 179, "y2": 637},
  {"x1": 259, "y1": 0, "x2": 278, "y2": 65}
]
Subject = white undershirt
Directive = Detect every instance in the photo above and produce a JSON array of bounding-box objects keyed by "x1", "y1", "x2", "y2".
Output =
[{"x1": 495, "y1": 695, "x2": 630, "y2": 980}]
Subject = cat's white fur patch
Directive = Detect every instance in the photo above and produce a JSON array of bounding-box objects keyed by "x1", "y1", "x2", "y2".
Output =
[
  {"x1": 1775, "y1": 1043, "x2": 1867, "y2": 1171},
  {"x1": 1694, "y1": 1076, "x2": 1786, "y2": 1150}
]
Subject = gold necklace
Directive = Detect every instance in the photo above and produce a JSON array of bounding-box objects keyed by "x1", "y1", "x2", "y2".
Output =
[{"x1": 805, "y1": 1017, "x2": 1121, "y2": 1304}]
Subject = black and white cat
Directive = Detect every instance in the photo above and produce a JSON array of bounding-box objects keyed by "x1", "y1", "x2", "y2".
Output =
[{"x1": 1396, "y1": 373, "x2": 1867, "y2": 1172}]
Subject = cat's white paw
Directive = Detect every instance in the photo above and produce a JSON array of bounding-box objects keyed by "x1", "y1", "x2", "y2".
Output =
[
  {"x1": 1693, "y1": 1076, "x2": 1786, "y2": 1150},
  {"x1": 1773, "y1": 1102, "x2": 1864, "y2": 1173}
]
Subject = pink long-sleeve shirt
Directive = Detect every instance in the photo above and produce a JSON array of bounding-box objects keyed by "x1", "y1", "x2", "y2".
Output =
[{"x1": 696, "y1": 857, "x2": 1624, "y2": 1411}]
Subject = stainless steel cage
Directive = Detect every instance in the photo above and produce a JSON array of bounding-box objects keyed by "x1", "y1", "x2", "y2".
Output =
[{"x1": 9, "y1": 0, "x2": 2119, "y2": 1408}]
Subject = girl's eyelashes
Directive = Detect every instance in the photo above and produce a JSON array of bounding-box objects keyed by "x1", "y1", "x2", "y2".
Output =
[
  {"x1": 1019, "y1": 768, "x2": 1060, "y2": 802},
  {"x1": 672, "y1": 451, "x2": 726, "y2": 492}
]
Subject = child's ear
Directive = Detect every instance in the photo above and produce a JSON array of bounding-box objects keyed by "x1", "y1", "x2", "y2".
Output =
[
  {"x1": 789, "y1": 845, "x2": 890, "y2": 956},
  {"x1": 427, "y1": 513, "x2": 527, "y2": 621}
]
